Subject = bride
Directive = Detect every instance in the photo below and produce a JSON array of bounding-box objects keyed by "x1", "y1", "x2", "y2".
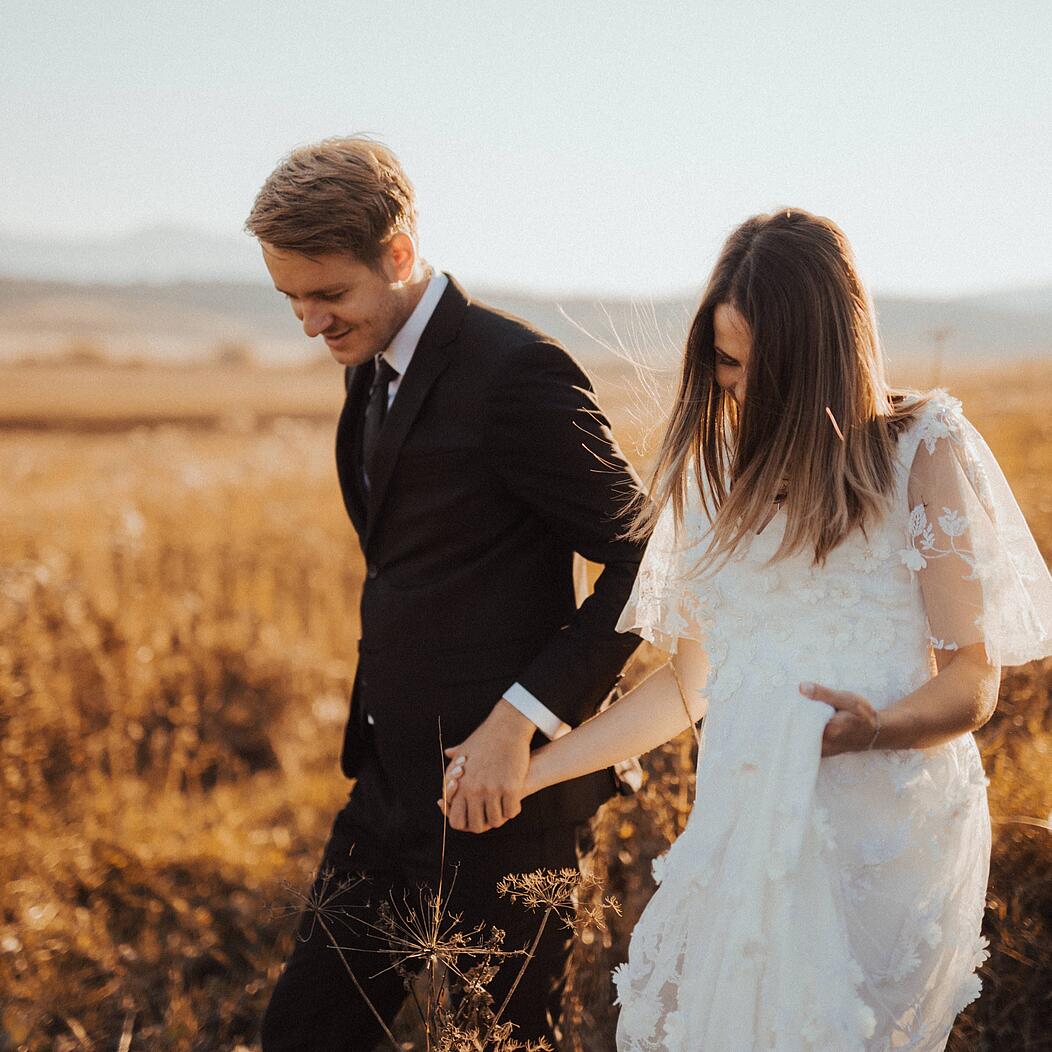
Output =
[{"x1": 443, "y1": 209, "x2": 1052, "y2": 1050}]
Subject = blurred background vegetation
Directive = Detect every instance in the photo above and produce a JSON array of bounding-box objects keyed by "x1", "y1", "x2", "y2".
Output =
[{"x1": 1, "y1": 356, "x2": 1050, "y2": 1050}]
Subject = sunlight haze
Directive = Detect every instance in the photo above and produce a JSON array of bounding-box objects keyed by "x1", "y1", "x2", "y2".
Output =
[{"x1": 2, "y1": 0, "x2": 1049, "y2": 297}]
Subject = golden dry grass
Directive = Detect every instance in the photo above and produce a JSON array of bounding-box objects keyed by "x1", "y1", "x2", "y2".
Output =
[
  {"x1": 1, "y1": 359, "x2": 1049, "y2": 1050},
  {"x1": 1, "y1": 361, "x2": 337, "y2": 432}
]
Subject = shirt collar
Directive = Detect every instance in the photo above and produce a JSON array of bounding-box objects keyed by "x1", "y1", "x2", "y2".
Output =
[{"x1": 381, "y1": 268, "x2": 449, "y2": 377}]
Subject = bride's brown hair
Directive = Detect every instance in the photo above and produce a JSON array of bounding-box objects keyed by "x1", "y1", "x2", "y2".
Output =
[{"x1": 633, "y1": 209, "x2": 922, "y2": 565}]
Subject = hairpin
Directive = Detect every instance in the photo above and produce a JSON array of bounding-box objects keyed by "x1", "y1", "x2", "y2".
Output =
[{"x1": 825, "y1": 406, "x2": 846, "y2": 442}]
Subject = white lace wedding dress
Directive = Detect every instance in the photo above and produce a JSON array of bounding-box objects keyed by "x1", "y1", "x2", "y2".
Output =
[{"x1": 613, "y1": 393, "x2": 1052, "y2": 1051}]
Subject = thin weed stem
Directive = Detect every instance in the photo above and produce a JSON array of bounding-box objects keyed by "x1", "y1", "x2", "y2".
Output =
[
  {"x1": 483, "y1": 906, "x2": 553, "y2": 1045},
  {"x1": 313, "y1": 911, "x2": 402, "y2": 1051}
]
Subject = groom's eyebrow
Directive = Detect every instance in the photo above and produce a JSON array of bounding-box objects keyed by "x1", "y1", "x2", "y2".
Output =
[{"x1": 274, "y1": 284, "x2": 347, "y2": 297}]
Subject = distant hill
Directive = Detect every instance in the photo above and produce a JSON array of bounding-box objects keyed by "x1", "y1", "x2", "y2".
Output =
[
  {"x1": 959, "y1": 284, "x2": 1052, "y2": 316},
  {"x1": 0, "y1": 225, "x2": 1049, "y2": 370},
  {"x1": 473, "y1": 288, "x2": 1052, "y2": 371},
  {"x1": 0, "y1": 224, "x2": 264, "y2": 284}
]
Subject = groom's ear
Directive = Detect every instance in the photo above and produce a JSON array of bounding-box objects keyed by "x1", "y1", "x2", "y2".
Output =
[{"x1": 381, "y1": 232, "x2": 417, "y2": 286}]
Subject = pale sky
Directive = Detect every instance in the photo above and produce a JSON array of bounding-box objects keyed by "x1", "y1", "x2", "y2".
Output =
[{"x1": 2, "y1": 0, "x2": 1050, "y2": 297}]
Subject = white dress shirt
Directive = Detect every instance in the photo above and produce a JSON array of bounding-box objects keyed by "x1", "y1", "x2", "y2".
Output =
[
  {"x1": 368, "y1": 267, "x2": 570, "y2": 740},
  {"x1": 380, "y1": 268, "x2": 448, "y2": 408}
]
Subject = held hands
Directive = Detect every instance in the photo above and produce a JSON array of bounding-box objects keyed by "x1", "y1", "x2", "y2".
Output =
[
  {"x1": 436, "y1": 698, "x2": 535, "y2": 833},
  {"x1": 798, "y1": 681, "x2": 881, "y2": 757}
]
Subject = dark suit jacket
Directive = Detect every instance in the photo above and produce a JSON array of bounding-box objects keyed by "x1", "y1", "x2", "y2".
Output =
[{"x1": 336, "y1": 275, "x2": 645, "y2": 831}]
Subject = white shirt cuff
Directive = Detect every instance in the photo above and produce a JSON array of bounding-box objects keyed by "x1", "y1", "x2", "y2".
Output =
[{"x1": 503, "y1": 682, "x2": 571, "y2": 740}]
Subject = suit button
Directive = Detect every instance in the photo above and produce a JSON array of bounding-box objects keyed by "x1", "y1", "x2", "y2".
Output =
[{"x1": 366, "y1": 564, "x2": 379, "y2": 579}]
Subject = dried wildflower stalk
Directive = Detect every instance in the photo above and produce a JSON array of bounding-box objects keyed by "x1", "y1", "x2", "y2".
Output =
[{"x1": 284, "y1": 734, "x2": 621, "y2": 1050}]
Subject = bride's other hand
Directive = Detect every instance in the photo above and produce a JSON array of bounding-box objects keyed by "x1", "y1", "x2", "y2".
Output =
[{"x1": 798, "y1": 681, "x2": 880, "y2": 757}]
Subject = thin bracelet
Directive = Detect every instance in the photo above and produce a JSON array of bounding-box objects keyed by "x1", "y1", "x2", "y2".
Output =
[
  {"x1": 668, "y1": 659, "x2": 702, "y2": 747},
  {"x1": 866, "y1": 712, "x2": 882, "y2": 751}
]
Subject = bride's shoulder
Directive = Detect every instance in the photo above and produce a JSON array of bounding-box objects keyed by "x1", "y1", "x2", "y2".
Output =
[
  {"x1": 893, "y1": 388, "x2": 970, "y2": 456},
  {"x1": 649, "y1": 467, "x2": 715, "y2": 554},
  {"x1": 893, "y1": 388, "x2": 999, "y2": 508},
  {"x1": 897, "y1": 386, "x2": 964, "y2": 422}
]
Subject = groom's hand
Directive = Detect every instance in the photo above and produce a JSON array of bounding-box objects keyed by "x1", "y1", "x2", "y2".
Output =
[{"x1": 441, "y1": 698, "x2": 535, "y2": 833}]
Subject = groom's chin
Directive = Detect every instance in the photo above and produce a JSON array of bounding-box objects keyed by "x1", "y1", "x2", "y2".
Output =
[{"x1": 325, "y1": 342, "x2": 374, "y2": 367}]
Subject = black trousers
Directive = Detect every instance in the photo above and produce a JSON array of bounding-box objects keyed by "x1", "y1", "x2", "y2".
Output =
[{"x1": 260, "y1": 758, "x2": 583, "y2": 1051}]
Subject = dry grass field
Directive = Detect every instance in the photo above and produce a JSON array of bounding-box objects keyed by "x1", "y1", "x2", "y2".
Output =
[{"x1": 1, "y1": 358, "x2": 1050, "y2": 1050}]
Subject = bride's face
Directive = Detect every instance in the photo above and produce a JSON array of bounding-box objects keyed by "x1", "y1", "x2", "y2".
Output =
[{"x1": 713, "y1": 302, "x2": 751, "y2": 406}]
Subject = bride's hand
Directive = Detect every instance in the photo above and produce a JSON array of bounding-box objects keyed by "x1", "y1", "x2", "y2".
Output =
[
  {"x1": 437, "y1": 754, "x2": 467, "y2": 817},
  {"x1": 437, "y1": 752, "x2": 544, "y2": 819},
  {"x1": 798, "y1": 681, "x2": 880, "y2": 757}
]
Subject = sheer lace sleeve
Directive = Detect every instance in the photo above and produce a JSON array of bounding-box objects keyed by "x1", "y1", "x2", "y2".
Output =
[
  {"x1": 616, "y1": 486, "x2": 715, "y2": 654},
  {"x1": 902, "y1": 396, "x2": 1052, "y2": 667}
]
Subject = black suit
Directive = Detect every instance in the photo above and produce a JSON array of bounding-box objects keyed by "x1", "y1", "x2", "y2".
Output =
[{"x1": 261, "y1": 276, "x2": 644, "y2": 1050}]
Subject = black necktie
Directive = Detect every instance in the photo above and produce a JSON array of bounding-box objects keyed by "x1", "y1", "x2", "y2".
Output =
[{"x1": 362, "y1": 356, "x2": 399, "y2": 484}]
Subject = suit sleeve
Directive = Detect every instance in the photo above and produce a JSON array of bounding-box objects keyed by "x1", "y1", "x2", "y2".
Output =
[{"x1": 484, "y1": 340, "x2": 647, "y2": 727}]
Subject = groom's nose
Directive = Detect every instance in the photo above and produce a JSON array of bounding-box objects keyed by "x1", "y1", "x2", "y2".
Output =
[{"x1": 300, "y1": 303, "x2": 334, "y2": 338}]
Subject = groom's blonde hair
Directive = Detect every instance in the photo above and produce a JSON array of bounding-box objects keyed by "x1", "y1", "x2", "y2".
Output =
[{"x1": 245, "y1": 137, "x2": 417, "y2": 265}]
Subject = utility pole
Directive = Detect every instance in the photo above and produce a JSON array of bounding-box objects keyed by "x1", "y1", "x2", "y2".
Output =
[{"x1": 928, "y1": 326, "x2": 954, "y2": 388}]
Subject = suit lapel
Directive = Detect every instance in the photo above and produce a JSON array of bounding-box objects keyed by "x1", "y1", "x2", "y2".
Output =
[
  {"x1": 364, "y1": 276, "x2": 468, "y2": 549},
  {"x1": 335, "y1": 361, "x2": 371, "y2": 536}
]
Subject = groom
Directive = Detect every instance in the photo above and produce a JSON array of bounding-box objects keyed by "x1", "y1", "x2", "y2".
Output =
[{"x1": 248, "y1": 138, "x2": 645, "y2": 1050}]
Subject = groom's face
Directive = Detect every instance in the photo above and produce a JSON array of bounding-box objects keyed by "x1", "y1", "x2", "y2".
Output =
[{"x1": 261, "y1": 243, "x2": 407, "y2": 367}]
